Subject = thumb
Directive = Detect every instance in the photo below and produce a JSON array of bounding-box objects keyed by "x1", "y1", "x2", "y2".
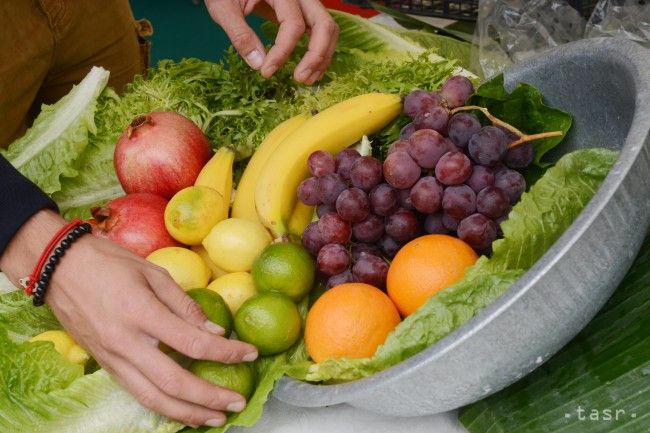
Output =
[{"x1": 205, "y1": 0, "x2": 266, "y2": 70}]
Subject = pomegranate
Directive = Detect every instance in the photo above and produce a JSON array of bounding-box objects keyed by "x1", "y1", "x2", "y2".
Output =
[
  {"x1": 90, "y1": 193, "x2": 181, "y2": 257},
  {"x1": 114, "y1": 112, "x2": 212, "y2": 199}
]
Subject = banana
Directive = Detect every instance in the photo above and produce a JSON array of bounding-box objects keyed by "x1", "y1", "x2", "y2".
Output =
[
  {"x1": 255, "y1": 93, "x2": 401, "y2": 237},
  {"x1": 232, "y1": 113, "x2": 310, "y2": 222},
  {"x1": 195, "y1": 146, "x2": 235, "y2": 203},
  {"x1": 287, "y1": 200, "x2": 315, "y2": 238}
]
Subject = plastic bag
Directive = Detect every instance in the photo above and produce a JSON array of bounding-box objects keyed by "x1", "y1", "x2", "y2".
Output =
[{"x1": 585, "y1": 0, "x2": 650, "y2": 45}]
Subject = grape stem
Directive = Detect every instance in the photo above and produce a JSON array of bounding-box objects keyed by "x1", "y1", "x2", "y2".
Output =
[{"x1": 450, "y1": 105, "x2": 564, "y2": 149}]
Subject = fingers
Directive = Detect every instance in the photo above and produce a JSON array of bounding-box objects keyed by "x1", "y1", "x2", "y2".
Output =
[
  {"x1": 260, "y1": 1, "x2": 306, "y2": 77},
  {"x1": 293, "y1": 0, "x2": 339, "y2": 84},
  {"x1": 105, "y1": 353, "x2": 227, "y2": 428},
  {"x1": 205, "y1": 0, "x2": 266, "y2": 70}
]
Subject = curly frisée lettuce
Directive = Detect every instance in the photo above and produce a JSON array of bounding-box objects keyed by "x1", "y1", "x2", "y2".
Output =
[{"x1": 289, "y1": 148, "x2": 618, "y2": 383}]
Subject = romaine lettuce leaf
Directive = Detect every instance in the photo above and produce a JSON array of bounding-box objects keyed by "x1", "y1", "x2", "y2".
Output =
[{"x1": 2, "y1": 67, "x2": 109, "y2": 194}]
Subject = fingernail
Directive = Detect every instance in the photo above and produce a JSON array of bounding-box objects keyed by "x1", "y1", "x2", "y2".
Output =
[
  {"x1": 297, "y1": 68, "x2": 313, "y2": 83},
  {"x1": 243, "y1": 351, "x2": 258, "y2": 362},
  {"x1": 205, "y1": 418, "x2": 225, "y2": 427},
  {"x1": 227, "y1": 400, "x2": 246, "y2": 412},
  {"x1": 245, "y1": 49, "x2": 264, "y2": 69},
  {"x1": 204, "y1": 320, "x2": 225, "y2": 335}
]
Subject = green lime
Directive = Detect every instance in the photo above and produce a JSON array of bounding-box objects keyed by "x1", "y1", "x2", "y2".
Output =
[
  {"x1": 234, "y1": 292, "x2": 302, "y2": 356},
  {"x1": 251, "y1": 242, "x2": 315, "y2": 302},
  {"x1": 186, "y1": 288, "x2": 233, "y2": 337},
  {"x1": 189, "y1": 360, "x2": 256, "y2": 400}
]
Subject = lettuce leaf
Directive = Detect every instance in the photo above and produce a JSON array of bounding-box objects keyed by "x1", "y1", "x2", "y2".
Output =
[
  {"x1": 290, "y1": 148, "x2": 617, "y2": 383},
  {"x1": 2, "y1": 67, "x2": 109, "y2": 194}
]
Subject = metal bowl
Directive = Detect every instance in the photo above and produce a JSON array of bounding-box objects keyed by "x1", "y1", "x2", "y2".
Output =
[{"x1": 273, "y1": 38, "x2": 650, "y2": 416}]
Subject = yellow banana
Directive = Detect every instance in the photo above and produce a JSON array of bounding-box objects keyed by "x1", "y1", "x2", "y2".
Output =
[
  {"x1": 232, "y1": 113, "x2": 310, "y2": 221},
  {"x1": 255, "y1": 93, "x2": 401, "y2": 237},
  {"x1": 195, "y1": 147, "x2": 235, "y2": 204},
  {"x1": 287, "y1": 200, "x2": 315, "y2": 238}
]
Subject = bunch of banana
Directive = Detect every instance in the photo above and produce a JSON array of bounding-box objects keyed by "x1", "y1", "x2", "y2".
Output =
[{"x1": 251, "y1": 93, "x2": 402, "y2": 238}]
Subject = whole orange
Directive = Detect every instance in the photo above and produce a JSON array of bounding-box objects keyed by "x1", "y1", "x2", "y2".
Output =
[
  {"x1": 387, "y1": 234, "x2": 478, "y2": 317},
  {"x1": 305, "y1": 283, "x2": 401, "y2": 363}
]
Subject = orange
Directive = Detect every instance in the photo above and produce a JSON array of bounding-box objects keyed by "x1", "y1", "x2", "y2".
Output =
[
  {"x1": 387, "y1": 234, "x2": 477, "y2": 317},
  {"x1": 305, "y1": 283, "x2": 401, "y2": 363}
]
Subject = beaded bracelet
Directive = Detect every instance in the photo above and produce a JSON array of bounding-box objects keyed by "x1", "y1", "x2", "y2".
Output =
[{"x1": 19, "y1": 220, "x2": 92, "y2": 306}]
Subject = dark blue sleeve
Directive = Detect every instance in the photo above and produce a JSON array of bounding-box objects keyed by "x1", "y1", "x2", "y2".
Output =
[{"x1": 0, "y1": 155, "x2": 58, "y2": 255}]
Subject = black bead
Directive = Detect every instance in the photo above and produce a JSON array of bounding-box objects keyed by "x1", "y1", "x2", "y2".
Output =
[
  {"x1": 81, "y1": 223, "x2": 91, "y2": 232},
  {"x1": 49, "y1": 254, "x2": 60, "y2": 265},
  {"x1": 44, "y1": 263, "x2": 54, "y2": 273},
  {"x1": 60, "y1": 239, "x2": 70, "y2": 249},
  {"x1": 33, "y1": 296, "x2": 44, "y2": 307},
  {"x1": 73, "y1": 226, "x2": 83, "y2": 235},
  {"x1": 54, "y1": 247, "x2": 64, "y2": 257},
  {"x1": 67, "y1": 232, "x2": 76, "y2": 242},
  {"x1": 39, "y1": 274, "x2": 50, "y2": 285}
]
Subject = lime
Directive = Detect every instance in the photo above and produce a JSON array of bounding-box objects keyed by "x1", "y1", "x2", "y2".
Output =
[
  {"x1": 189, "y1": 360, "x2": 256, "y2": 400},
  {"x1": 252, "y1": 242, "x2": 315, "y2": 302},
  {"x1": 186, "y1": 288, "x2": 233, "y2": 337},
  {"x1": 207, "y1": 272, "x2": 258, "y2": 315},
  {"x1": 202, "y1": 218, "x2": 272, "y2": 272},
  {"x1": 147, "y1": 247, "x2": 211, "y2": 290},
  {"x1": 164, "y1": 186, "x2": 227, "y2": 245},
  {"x1": 234, "y1": 292, "x2": 301, "y2": 356}
]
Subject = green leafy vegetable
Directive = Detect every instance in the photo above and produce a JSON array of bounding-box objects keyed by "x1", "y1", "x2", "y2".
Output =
[
  {"x1": 2, "y1": 67, "x2": 109, "y2": 194},
  {"x1": 468, "y1": 74, "x2": 573, "y2": 166},
  {"x1": 460, "y1": 230, "x2": 650, "y2": 433},
  {"x1": 290, "y1": 148, "x2": 617, "y2": 382}
]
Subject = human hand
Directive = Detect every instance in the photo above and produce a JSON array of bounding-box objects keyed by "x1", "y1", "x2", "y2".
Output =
[
  {"x1": 205, "y1": 0, "x2": 339, "y2": 84},
  {"x1": 0, "y1": 210, "x2": 258, "y2": 428}
]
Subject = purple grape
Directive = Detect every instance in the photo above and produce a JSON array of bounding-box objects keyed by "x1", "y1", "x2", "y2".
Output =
[
  {"x1": 494, "y1": 169, "x2": 526, "y2": 204},
  {"x1": 352, "y1": 254, "x2": 389, "y2": 289},
  {"x1": 318, "y1": 213, "x2": 351, "y2": 245},
  {"x1": 335, "y1": 148, "x2": 361, "y2": 181},
  {"x1": 318, "y1": 173, "x2": 347, "y2": 204},
  {"x1": 442, "y1": 212, "x2": 460, "y2": 231},
  {"x1": 468, "y1": 126, "x2": 507, "y2": 166},
  {"x1": 435, "y1": 151, "x2": 473, "y2": 185},
  {"x1": 316, "y1": 203, "x2": 335, "y2": 218},
  {"x1": 383, "y1": 151, "x2": 421, "y2": 189},
  {"x1": 297, "y1": 177, "x2": 321, "y2": 205},
  {"x1": 317, "y1": 243, "x2": 350, "y2": 276},
  {"x1": 424, "y1": 212, "x2": 449, "y2": 234},
  {"x1": 442, "y1": 185, "x2": 476, "y2": 219},
  {"x1": 440, "y1": 76, "x2": 474, "y2": 109},
  {"x1": 385, "y1": 208, "x2": 421, "y2": 243},
  {"x1": 350, "y1": 156, "x2": 383, "y2": 191},
  {"x1": 466, "y1": 165, "x2": 495, "y2": 193},
  {"x1": 413, "y1": 106, "x2": 449, "y2": 134},
  {"x1": 302, "y1": 222, "x2": 324, "y2": 256},
  {"x1": 476, "y1": 186, "x2": 510, "y2": 219},
  {"x1": 445, "y1": 138, "x2": 461, "y2": 154},
  {"x1": 378, "y1": 235, "x2": 402, "y2": 259},
  {"x1": 410, "y1": 176, "x2": 443, "y2": 214},
  {"x1": 399, "y1": 123, "x2": 416, "y2": 140},
  {"x1": 352, "y1": 214, "x2": 384, "y2": 243},
  {"x1": 308, "y1": 150, "x2": 335, "y2": 177},
  {"x1": 351, "y1": 243, "x2": 383, "y2": 262},
  {"x1": 457, "y1": 213, "x2": 498, "y2": 250},
  {"x1": 369, "y1": 183, "x2": 398, "y2": 216},
  {"x1": 504, "y1": 142, "x2": 535, "y2": 169},
  {"x1": 387, "y1": 139, "x2": 410, "y2": 155},
  {"x1": 447, "y1": 113, "x2": 481, "y2": 148},
  {"x1": 403, "y1": 90, "x2": 440, "y2": 118},
  {"x1": 326, "y1": 269, "x2": 355, "y2": 289},
  {"x1": 396, "y1": 187, "x2": 414, "y2": 211},
  {"x1": 407, "y1": 129, "x2": 448, "y2": 169},
  {"x1": 336, "y1": 187, "x2": 370, "y2": 223}
]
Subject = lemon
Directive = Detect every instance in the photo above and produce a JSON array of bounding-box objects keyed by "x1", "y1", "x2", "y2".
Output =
[
  {"x1": 234, "y1": 293, "x2": 302, "y2": 356},
  {"x1": 30, "y1": 330, "x2": 89, "y2": 365},
  {"x1": 252, "y1": 242, "x2": 315, "y2": 302},
  {"x1": 207, "y1": 272, "x2": 257, "y2": 315},
  {"x1": 202, "y1": 218, "x2": 273, "y2": 272},
  {"x1": 147, "y1": 247, "x2": 211, "y2": 290},
  {"x1": 191, "y1": 245, "x2": 227, "y2": 281},
  {"x1": 186, "y1": 288, "x2": 233, "y2": 337},
  {"x1": 189, "y1": 360, "x2": 256, "y2": 400},
  {"x1": 165, "y1": 186, "x2": 227, "y2": 245}
]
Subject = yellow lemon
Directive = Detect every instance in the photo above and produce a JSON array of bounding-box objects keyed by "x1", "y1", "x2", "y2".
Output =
[
  {"x1": 147, "y1": 247, "x2": 210, "y2": 290},
  {"x1": 206, "y1": 272, "x2": 257, "y2": 315},
  {"x1": 164, "y1": 186, "x2": 227, "y2": 245},
  {"x1": 191, "y1": 245, "x2": 227, "y2": 281},
  {"x1": 202, "y1": 218, "x2": 272, "y2": 272},
  {"x1": 30, "y1": 330, "x2": 89, "y2": 365}
]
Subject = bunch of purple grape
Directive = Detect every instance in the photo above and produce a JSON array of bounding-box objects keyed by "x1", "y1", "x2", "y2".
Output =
[{"x1": 297, "y1": 75, "x2": 534, "y2": 289}]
